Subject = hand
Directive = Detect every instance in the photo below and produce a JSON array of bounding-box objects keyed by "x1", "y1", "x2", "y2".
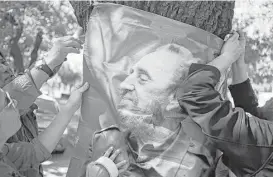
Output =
[
  {"x1": 208, "y1": 31, "x2": 246, "y2": 73},
  {"x1": 103, "y1": 146, "x2": 128, "y2": 174},
  {"x1": 45, "y1": 35, "x2": 83, "y2": 70},
  {"x1": 221, "y1": 31, "x2": 245, "y2": 63},
  {"x1": 231, "y1": 31, "x2": 248, "y2": 84},
  {"x1": 0, "y1": 89, "x2": 7, "y2": 111},
  {"x1": 65, "y1": 82, "x2": 89, "y2": 114}
]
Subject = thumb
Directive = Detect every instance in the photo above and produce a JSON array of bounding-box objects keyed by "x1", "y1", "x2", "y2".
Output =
[
  {"x1": 238, "y1": 31, "x2": 246, "y2": 45},
  {"x1": 230, "y1": 31, "x2": 239, "y2": 41},
  {"x1": 78, "y1": 82, "x2": 89, "y2": 93}
]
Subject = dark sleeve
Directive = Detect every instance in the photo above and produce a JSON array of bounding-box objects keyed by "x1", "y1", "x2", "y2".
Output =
[
  {"x1": 1, "y1": 138, "x2": 51, "y2": 171},
  {"x1": 0, "y1": 160, "x2": 22, "y2": 177},
  {"x1": 2, "y1": 72, "x2": 41, "y2": 111},
  {"x1": 176, "y1": 64, "x2": 273, "y2": 176},
  {"x1": 229, "y1": 79, "x2": 266, "y2": 119}
]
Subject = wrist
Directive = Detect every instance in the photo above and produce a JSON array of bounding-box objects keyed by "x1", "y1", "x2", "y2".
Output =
[
  {"x1": 45, "y1": 60, "x2": 57, "y2": 71},
  {"x1": 231, "y1": 65, "x2": 248, "y2": 85},
  {"x1": 208, "y1": 54, "x2": 230, "y2": 72}
]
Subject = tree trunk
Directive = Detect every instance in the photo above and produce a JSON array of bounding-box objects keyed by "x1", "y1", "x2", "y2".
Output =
[
  {"x1": 10, "y1": 23, "x2": 24, "y2": 74},
  {"x1": 69, "y1": 1, "x2": 235, "y2": 39}
]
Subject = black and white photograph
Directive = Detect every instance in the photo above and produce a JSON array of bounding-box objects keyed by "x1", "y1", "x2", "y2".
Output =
[{"x1": 0, "y1": 1, "x2": 272, "y2": 177}]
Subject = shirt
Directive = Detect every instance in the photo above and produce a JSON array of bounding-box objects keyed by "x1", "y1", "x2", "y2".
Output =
[
  {"x1": 177, "y1": 64, "x2": 273, "y2": 177},
  {"x1": 89, "y1": 119, "x2": 218, "y2": 177},
  {"x1": 1, "y1": 71, "x2": 49, "y2": 177}
]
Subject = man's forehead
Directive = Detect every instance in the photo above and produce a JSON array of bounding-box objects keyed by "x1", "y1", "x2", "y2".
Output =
[{"x1": 133, "y1": 50, "x2": 182, "y2": 73}]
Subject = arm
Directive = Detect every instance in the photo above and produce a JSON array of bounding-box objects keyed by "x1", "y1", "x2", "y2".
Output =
[
  {"x1": 1, "y1": 83, "x2": 89, "y2": 171},
  {"x1": 38, "y1": 82, "x2": 89, "y2": 153},
  {"x1": 0, "y1": 161, "x2": 23, "y2": 177},
  {"x1": 3, "y1": 29, "x2": 83, "y2": 110},
  {"x1": 37, "y1": 105, "x2": 75, "y2": 153},
  {"x1": 228, "y1": 47, "x2": 267, "y2": 119},
  {"x1": 3, "y1": 70, "x2": 44, "y2": 110},
  {"x1": 229, "y1": 79, "x2": 266, "y2": 119},
  {"x1": 177, "y1": 63, "x2": 273, "y2": 176},
  {"x1": 1, "y1": 138, "x2": 51, "y2": 171}
]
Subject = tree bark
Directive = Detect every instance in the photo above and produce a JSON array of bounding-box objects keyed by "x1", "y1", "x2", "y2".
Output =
[
  {"x1": 69, "y1": 1, "x2": 235, "y2": 39},
  {"x1": 29, "y1": 30, "x2": 43, "y2": 68}
]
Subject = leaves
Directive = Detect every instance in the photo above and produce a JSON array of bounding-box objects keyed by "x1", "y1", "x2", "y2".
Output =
[
  {"x1": 0, "y1": 1, "x2": 81, "y2": 90},
  {"x1": 233, "y1": 1, "x2": 273, "y2": 89}
]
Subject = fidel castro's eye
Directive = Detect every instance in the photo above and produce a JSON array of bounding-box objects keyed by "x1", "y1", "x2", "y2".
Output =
[{"x1": 139, "y1": 74, "x2": 149, "y2": 82}]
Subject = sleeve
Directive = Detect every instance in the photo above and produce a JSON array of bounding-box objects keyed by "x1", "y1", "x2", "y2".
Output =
[
  {"x1": 85, "y1": 162, "x2": 111, "y2": 177},
  {"x1": 2, "y1": 71, "x2": 41, "y2": 111},
  {"x1": 1, "y1": 138, "x2": 51, "y2": 171},
  {"x1": 0, "y1": 160, "x2": 22, "y2": 177},
  {"x1": 229, "y1": 79, "x2": 266, "y2": 119},
  {"x1": 176, "y1": 64, "x2": 273, "y2": 176}
]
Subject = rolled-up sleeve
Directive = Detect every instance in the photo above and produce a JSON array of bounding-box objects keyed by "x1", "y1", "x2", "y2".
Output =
[
  {"x1": 2, "y1": 71, "x2": 41, "y2": 111},
  {"x1": 229, "y1": 79, "x2": 266, "y2": 119},
  {"x1": 1, "y1": 138, "x2": 51, "y2": 171},
  {"x1": 177, "y1": 64, "x2": 273, "y2": 176},
  {"x1": 86, "y1": 162, "x2": 110, "y2": 177}
]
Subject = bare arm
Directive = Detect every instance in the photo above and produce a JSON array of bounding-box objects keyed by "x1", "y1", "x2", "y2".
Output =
[{"x1": 38, "y1": 82, "x2": 89, "y2": 153}]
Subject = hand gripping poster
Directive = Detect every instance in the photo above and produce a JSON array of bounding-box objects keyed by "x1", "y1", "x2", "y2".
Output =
[{"x1": 67, "y1": 3, "x2": 226, "y2": 177}]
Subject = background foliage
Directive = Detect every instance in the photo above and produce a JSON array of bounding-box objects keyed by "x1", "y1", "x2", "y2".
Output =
[
  {"x1": 0, "y1": 1, "x2": 81, "y2": 97},
  {"x1": 234, "y1": 0, "x2": 273, "y2": 92}
]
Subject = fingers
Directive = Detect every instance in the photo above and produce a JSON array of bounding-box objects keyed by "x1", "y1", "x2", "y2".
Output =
[
  {"x1": 63, "y1": 47, "x2": 81, "y2": 54},
  {"x1": 229, "y1": 31, "x2": 239, "y2": 41},
  {"x1": 74, "y1": 82, "x2": 89, "y2": 94},
  {"x1": 116, "y1": 160, "x2": 127, "y2": 169},
  {"x1": 64, "y1": 40, "x2": 82, "y2": 49},
  {"x1": 109, "y1": 149, "x2": 121, "y2": 161},
  {"x1": 238, "y1": 31, "x2": 245, "y2": 41},
  {"x1": 78, "y1": 82, "x2": 89, "y2": 93},
  {"x1": 62, "y1": 36, "x2": 83, "y2": 45},
  {"x1": 238, "y1": 31, "x2": 246, "y2": 47},
  {"x1": 73, "y1": 27, "x2": 84, "y2": 39},
  {"x1": 104, "y1": 146, "x2": 114, "y2": 157}
]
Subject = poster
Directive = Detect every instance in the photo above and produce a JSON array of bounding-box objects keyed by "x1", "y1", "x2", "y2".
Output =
[{"x1": 67, "y1": 3, "x2": 225, "y2": 177}]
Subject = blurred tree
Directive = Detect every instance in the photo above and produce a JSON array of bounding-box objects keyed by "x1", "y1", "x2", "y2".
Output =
[
  {"x1": 0, "y1": 1, "x2": 82, "y2": 94},
  {"x1": 233, "y1": 0, "x2": 273, "y2": 91}
]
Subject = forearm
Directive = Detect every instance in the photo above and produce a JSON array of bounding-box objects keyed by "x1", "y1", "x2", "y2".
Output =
[
  {"x1": 207, "y1": 54, "x2": 231, "y2": 73},
  {"x1": 231, "y1": 62, "x2": 248, "y2": 85},
  {"x1": 38, "y1": 106, "x2": 74, "y2": 153}
]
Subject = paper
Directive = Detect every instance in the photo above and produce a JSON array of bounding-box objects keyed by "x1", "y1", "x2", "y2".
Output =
[{"x1": 67, "y1": 3, "x2": 226, "y2": 177}]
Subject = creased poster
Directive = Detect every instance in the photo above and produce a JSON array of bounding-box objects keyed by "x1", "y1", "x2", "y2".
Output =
[{"x1": 67, "y1": 3, "x2": 225, "y2": 177}]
